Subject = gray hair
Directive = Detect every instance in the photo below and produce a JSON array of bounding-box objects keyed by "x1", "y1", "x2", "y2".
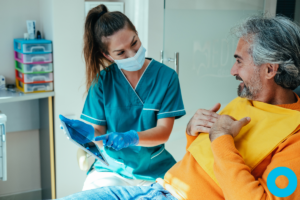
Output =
[{"x1": 232, "y1": 15, "x2": 300, "y2": 90}]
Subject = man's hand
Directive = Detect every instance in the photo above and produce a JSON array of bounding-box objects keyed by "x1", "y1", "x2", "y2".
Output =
[
  {"x1": 209, "y1": 115, "x2": 251, "y2": 142},
  {"x1": 186, "y1": 103, "x2": 221, "y2": 136}
]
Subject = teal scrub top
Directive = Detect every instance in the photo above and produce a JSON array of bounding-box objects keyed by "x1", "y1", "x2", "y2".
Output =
[{"x1": 80, "y1": 59, "x2": 186, "y2": 181}]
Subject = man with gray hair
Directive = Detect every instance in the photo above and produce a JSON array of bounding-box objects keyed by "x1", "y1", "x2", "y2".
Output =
[{"x1": 60, "y1": 15, "x2": 300, "y2": 200}]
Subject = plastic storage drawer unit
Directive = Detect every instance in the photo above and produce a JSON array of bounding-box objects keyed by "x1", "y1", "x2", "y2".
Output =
[
  {"x1": 14, "y1": 38, "x2": 52, "y2": 54},
  {"x1": 15, "y1": 70, "x2": 53, "y2": 83},
  {"x1": 15, "y1": 61, "x2": 53, "y2": 74},
  {"x1": 15, "y1": 51, "x2": 52, "y2": 64},
  {"x1": 16, "y1": 80, "x2": 53, "y2": 93}
]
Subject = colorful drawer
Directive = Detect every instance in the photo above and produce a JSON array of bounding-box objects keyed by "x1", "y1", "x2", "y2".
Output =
[
  {"x1": 16, "y1": 79, "x2": 53, "y2": 93},
  {"x1": 14, "y1": 38, "x2": 52, "y2": 54},
  {"x1": 15, "y1": 61, "x2": 53, "y2": 74},
  {"x1": 14, "y1": 51, "x2": 52, "y2": 64},
  {"x1": 15, "y1": 70, "x2": 53, "y2": 83}
]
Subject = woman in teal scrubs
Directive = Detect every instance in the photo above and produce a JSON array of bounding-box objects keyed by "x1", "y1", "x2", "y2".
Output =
[{"x1": 61, "y1": 4, "x2": 185, "y2": 190}]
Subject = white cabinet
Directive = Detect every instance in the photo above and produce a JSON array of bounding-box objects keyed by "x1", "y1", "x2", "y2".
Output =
[{"x1": 0, "y1": 114, "x2": 7, "y2": 181}]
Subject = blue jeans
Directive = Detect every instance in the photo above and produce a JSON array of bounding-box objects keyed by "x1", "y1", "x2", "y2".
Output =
[{"x1": 58, "y1": 183, "x2": 177, "y2": 200}]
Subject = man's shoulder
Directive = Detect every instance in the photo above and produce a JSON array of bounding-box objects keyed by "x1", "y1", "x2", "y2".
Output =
[{"x1": 278, "y1": 128, "x2": 300, "y2": 150}]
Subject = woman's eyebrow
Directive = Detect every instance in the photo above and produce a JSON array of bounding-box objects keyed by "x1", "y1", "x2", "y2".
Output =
[
  {"x1": 130, "y1": 35, "x2": 136, "y2": 45},
  {"x1": 113, "y1": 36, "x2": 136, "y2": 52}
]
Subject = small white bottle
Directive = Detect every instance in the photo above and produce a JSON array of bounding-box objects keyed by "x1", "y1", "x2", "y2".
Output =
[{"x1": 0, "y1": 75, "x2": 5, "y2": 90}]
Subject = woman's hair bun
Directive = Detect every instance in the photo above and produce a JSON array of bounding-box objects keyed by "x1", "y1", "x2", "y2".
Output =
[{"x1": 98, "y1": 4, "x2": 108, "y2": 18}]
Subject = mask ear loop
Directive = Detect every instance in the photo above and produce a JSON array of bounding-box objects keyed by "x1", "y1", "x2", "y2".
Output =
[{"x1": 108, "y1": 55, "x2": 115, "y2": 62}]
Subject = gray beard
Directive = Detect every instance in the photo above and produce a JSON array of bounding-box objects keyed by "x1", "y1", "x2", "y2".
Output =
[
  {"x1": 238, "y1": 84, "x2": 254, "y2": 99},
  {"x1": 237, "y1": 68, "x2": 262, "y2": 100}
]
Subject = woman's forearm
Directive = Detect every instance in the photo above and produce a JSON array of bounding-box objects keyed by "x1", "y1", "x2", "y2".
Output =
[
  {"x1": 137, "y1": 117, "x2": 175, "y2": 147},
  {"x1": 137, "y1": 126, "x2": 171, "y2": 146},
  {"x1": 93, "y1": 125, "x2": 106, "y2": 148}
]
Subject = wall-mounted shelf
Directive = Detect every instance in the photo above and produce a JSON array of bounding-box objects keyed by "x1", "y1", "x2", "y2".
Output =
[{"x1": 0, "y1": 90, "x2": 54, "y2": 104}]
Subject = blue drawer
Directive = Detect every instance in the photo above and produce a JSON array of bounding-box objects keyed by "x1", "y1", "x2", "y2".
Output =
[{"x1": 14, "y1": 38, "x2": 52, "y2": 54}]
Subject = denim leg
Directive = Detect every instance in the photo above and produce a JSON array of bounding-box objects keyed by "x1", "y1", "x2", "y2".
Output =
[{"x1": 58, "y1": 183, "x2": 178, "y2": 200}]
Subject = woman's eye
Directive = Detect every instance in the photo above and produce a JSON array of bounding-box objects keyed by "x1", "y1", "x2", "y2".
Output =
[
  {"x1": 131, "y1": 40, "x2": 137, "y2": 46},
  {"x1": 117, "y1": 51, "x2": 124, "y2": 56},
  {"x1": 237, "y1": 60, "x2": 241, "y2": 64}
]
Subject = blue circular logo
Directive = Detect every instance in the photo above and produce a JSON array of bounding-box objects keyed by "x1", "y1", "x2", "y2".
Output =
[{"x1": 267, "y1": 167, "x2": 297, "y2": 197}]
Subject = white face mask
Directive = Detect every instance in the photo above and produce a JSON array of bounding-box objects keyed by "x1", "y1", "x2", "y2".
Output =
[{"x1": 109, "y1": 44, "x2": 146, "y2": 71}]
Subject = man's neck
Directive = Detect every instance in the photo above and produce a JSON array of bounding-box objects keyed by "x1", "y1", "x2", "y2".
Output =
[{"x1": 255, "y1": 86, "x2": 297, "y2": 105}]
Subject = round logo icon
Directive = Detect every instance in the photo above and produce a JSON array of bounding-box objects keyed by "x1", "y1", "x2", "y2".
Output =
[{"x1": 267, "y1": 167, "x2": 297, "y2": 197}]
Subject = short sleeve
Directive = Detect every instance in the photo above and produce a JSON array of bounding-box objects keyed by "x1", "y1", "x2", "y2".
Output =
[
  {"x1": 80, "y1": 80, "x2": 106, "y2": 126},
  {"x1": 157, "y1": 72, "x2": 186, "y2": 119}
]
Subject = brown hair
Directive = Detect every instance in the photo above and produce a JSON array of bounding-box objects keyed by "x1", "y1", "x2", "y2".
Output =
[{"x1": 83, "y1": 4, "x2": 136, "y2": 91}]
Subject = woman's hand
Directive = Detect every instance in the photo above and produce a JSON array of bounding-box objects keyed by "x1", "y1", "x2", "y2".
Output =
[
  {"x1": 59, "y1": 114, "x2": 95, "y2": 144},
  {"x1": 94, "y1": 130, "x2": 139, "y2": 151}
]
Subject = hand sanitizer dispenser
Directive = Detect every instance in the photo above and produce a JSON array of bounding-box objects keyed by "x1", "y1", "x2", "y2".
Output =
[{"x1": 0, "y1": 114, "x2": 7, "y2": 181}]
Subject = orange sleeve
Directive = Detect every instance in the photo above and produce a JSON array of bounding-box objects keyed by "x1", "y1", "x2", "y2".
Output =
[
  {"x1": 185, "y1": 132, "x2": 198, "y2": 150},
  {"x1": 211, "y1": 134, "x2": 300, "y2": 200}
]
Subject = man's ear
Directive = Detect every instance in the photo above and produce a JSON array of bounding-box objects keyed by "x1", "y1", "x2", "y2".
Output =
[
  {"x1": 103, "y1": 53, "x2": 113, "y2": 62},
  {"x1": 265, "y1": 63, "x2": 279, "y2": 79}
]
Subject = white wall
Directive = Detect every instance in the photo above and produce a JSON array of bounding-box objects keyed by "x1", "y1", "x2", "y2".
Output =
[
  {"x1": 147, "y1": 0, "x2": 164, "y2": 61},
  {"x1": 295, "y1": 0, "x2": 300, "y2": 24},
  {"x1": 0, "y1": 0, "x2": 40, "y2": 83},
  {"x1": 264, "y1": 0, "x2": 277, "y2": 17},
  {"x1": 39, "y1": 0, "x2": 54, "y2": 40},
  {"x1": 166, "y1": 0, "x2": 265, "y2": 10},
  {"x1": 0, "y1": 0, "x2": 42, "y2": 197}
]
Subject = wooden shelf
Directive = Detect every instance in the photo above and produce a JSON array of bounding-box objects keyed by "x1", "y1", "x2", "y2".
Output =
[{"x1": 0, "y1": 90, "x2": 55, "y2": 104}]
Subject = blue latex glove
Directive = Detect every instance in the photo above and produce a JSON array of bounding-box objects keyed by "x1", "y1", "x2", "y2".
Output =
[
  {"x1": 94, "y1": 130, "x2": 139, "y2": 151},
  {"x1": 59, "y1": 114, "x2": 95, "y2": 145}
]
